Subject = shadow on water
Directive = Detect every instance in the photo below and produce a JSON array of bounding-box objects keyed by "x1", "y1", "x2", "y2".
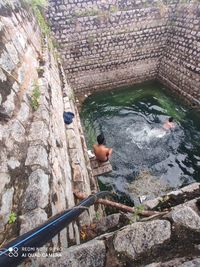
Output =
[{"x1": 80, "y1": 81, "x2": 200, "y2": 205}]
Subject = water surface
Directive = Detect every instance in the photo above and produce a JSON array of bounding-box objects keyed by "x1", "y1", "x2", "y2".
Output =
[{"x1": 81, "y1": 81, "x2": 200, "y2": 204}]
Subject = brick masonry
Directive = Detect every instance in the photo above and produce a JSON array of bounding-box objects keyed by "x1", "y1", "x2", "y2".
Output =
[{"x1": 47, "y1": 0, "x2": 200, "y2": 106}]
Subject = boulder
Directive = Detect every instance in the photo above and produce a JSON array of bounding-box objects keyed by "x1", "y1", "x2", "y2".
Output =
[{"x1": 113, "y1": 220, "x2": 171, "y2": 260}]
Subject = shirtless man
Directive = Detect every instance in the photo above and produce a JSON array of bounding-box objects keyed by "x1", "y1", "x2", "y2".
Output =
[
  {"x1": 93, "y1": 133, "x2": 112, "y2": 162},
  {"x1": 163, "y1": 117, "x2": 175, "y2": 130}
]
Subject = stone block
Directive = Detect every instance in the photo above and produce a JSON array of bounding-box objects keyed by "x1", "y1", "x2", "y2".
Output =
[
  {"x1": 113, "y1": 220, "x2": 171, "y2": 260},
  {"x1": 22, "y1": 169, "x2": 49, "y2": 212},
  {"x1": 54, "y1": 240, "x2": 106, "y2": 267},
  {"x1": 20, "y1": 208, "x2": 48, "y2": 235},
  {"x1": 170, "y1": 206, "x2": 200, "y2": 232},
  {"x1": 25, "y1": 145, "x2": 48, "y2": 168}
]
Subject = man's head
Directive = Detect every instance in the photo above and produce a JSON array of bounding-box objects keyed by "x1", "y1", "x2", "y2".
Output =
[
  {"x1": 97, "y1": 133, "x2": 105, "y2": 145},
  {"x1": 169, "y1": 117, "x2": 174, "y2": 122}
]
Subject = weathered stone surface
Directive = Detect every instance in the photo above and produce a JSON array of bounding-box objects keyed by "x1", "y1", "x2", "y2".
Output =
[
  {"x1": 47, "y1": 0, "x2": 199, "y2": 108},
  {"x1": 9, "y1": 120, "x2": 26, "y2": 142},
  {"x1": 144, "y1": 197, "x2": 160, "y2": 210},
  {"x1": 95, "y1": 213, "x2": 120, "y2": 233},
  {"x1": 0, "y1": 173, "x2": 10, "y2": 194},
  {"x1": 28, "y1": 120, "x2": 49, "y2": 145},
  {"x1": 171, "y1": 206, "x2": 200, "y2": 232},
  {"x1": 17, "y1": 102, "x2": 30, "y2": 123},
  {"x1": 53, "y1": 240, "x2": 106, "y2": 267},
  {"x1": 22, "y1": 169, "x2": 49, "y2": 211},
  {"x1": 145, "y1": 257, "x2": 200, "y2": 267},
  {"x1": 181, "y1": 183, "x2": 200, "y2": 194},
  {"x1": 20, "y1": 208, "x2": 48, "y2": 235},
  {"x1": 0, "y1": 188, "x2": 14, "y2": 225},
  {"x1": 113, "y1": 220, "x2": 171, "y2": 260},
  {"x1": 7, "y1": 157, "x2": 20, "y2": 169},
  {"x1": 178, "y1": 258, "x2": 200, "y2": 267},
  {"x1": 25, "y1": 145, "x2": 48, "y2": 168}
]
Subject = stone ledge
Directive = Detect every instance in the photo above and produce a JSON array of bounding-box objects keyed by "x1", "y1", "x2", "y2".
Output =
[{"x1": 90, "y1": 158, "x2": 112, "y2": 176}]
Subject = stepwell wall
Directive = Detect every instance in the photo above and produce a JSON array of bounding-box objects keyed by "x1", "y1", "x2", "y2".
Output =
[
  {"x1": 48, "y1": 0, "x2": 199, "y2": 106},
  {"x1": 0, "y1": 1, "x2": 98, "y2": 255}
]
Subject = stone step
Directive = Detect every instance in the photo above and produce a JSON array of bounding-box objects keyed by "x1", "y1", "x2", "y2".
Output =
[{"x1": 90, "y1": 158, "x2": 112, "y2": 176}]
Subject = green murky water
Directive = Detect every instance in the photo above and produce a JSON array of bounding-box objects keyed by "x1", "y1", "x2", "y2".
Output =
[{"x1": 81, "y1": 81, "x2": 200, "y2": 204}]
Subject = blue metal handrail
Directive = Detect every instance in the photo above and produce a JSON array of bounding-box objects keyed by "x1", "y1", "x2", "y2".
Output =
[{"x1": 0, "y1": 191, "x2": 112, "y2": 267}]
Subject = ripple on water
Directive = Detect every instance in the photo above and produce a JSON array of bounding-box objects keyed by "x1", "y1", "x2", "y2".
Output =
[{"x1": 81, "y1": 82, "x2": 200, "y2": 204}]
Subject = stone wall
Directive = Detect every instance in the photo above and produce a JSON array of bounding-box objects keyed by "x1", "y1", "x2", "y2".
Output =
[
  {"x1": 47, "y1": 0, "x2": 199, "y2": 106},
  {"x1": 158, "y1": 1, "x2": 200, "y2": 107},
  {"x1": 26, "y1": 183, "x2": 200, "y2": 267},
  {"x1": 0, "y1": 0, "x2": 98, "y2": 252},
  {"x1": 47, "y1": 0, "x2": 173, "y2": 93}
]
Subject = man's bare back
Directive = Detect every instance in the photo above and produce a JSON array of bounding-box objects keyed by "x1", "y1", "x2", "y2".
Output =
[
  {"x1": 93, "y1": 144, "x2": 112, "y2": 162},
  {"x1": 93, "y1": 133, "x2": 112, "y2": 162}
]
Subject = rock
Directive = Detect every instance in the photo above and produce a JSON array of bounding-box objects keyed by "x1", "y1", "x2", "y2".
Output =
[
  {"x1": 181, "y1": 183, "x2": 200, "y2": 193},
  {"x1": 126, "y1": 170, "x2": 169, "y2": 204},
  {"x1": 20, "y1": 208, "x2": 48, "y2": 235},
  {"x1": 95, "y1": 213, "x2": 120, "y2": 233},
  {"x1": 113, "y1": 220, "x2": 171, "y2": 260},
  {"x1": 54, "y1": 240, "x2": 106, "y2": 267},
  {"x1": 179, "y1": 258, "x2": 200, "y2": 267},
  {"x1": 2, "y1": 90, "x2": 16, "y2": 117},
  {"x1": 0, "y1": 173, "x2": 10, "y2": 194},
  {"x1": 9, "y1": 120, "x2": 26, "y2": 142},
  {"x1": 170, "y1": 206, "x2": 200, "y2": 232},
  {"x1": 5, "y1": 42, "x2": 19, "y2": 65},
  {"x1": 28, "y1": 120, "x2": 49, "y2": 145},
  {"x1": 25, "y1": 145, "x2": 48, "y2": 168},
  {"x1": 144, "y1": 197, "x2": 160, "y2": 210},
  {"x1": 0, "y1": 50, "x2": 15, "y2": 72},
  {"x1": 145, "y1": 257, "x2": 200, "y2": 267},
  {"x1": 0, "y1": 187, "x2": 14, "y2": 226},
  {"x1": 22, "y1": 169, "x2": 49, "y2": 212},
  {"x1": 7, "y1": 157, "x2": 20, "y2": 169},
  {"x1": 17, "y1": 102, "x2": 30, "y2": 123}
]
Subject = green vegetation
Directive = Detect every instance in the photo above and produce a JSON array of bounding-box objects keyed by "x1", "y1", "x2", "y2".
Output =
[
  {"x1": 95, "y1": 211, "x2": 100, "y2": 221},
  {"x1": 73, "y1": 4, "x2": 118, "y2": 20},
  {"x1": 87, "y1": 34, "x2": 95, "y2": 47},
  {"x1": 8, "y1": 212, "x2": 17, "y2": 224},
  {"x1": 110, "y1": 5, "x2": 118, "y2": 13},
  {"x1": 24, "y1": 0, "x2": 48, "y2": 8},
  {"x1": 23, "y1": 0, "x2": 57, "y2": 52},
  {"x1": 74, "y1": 7, "x2": 100, "y2": 17},
  {"x1": 68, "y1": 92, "x2": 75, "y2": 102},
  {"x1": 30, "y1": 82, "x2": 41, "y2": 110},
  {"x1": 130, "y1": 205, "x2": 145, "y2": 223}
]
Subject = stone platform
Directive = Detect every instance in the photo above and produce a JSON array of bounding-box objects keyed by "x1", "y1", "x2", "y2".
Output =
[{"x1": 90, "y1": 158, "x2": 112, "y2": 177}]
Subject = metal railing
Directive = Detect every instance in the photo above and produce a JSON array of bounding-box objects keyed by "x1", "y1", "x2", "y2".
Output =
[{"x1": 0, "y1": 191, "x2": 112, "y2": 267}]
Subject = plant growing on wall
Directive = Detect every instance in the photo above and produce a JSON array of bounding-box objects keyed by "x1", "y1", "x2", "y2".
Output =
[
  {"x1": 30, "y1": 82, "x2": 41, "y2": 110},
  {"x1": 109, "y1": 5, "x2": 118, "y2": 13},
  {"x1": 129, "y1": 205, "x2": 145, "y2": 223},
  {"x1": 87, "y1": 34, "x2": 95, "y2": 48},
  {"x1": 8, "y1": 212, "x2": 17, "y2": 224},
  {"x1": 74, "y1": 6, "x2": 100, "y2": 17},
  {"x1": 23, "y1": 0, "x2": 56, "y2": 48}
]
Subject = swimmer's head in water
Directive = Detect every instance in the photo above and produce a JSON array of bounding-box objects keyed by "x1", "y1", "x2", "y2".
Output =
[
  {"x1": 97, "y1": 133, "x2": 106, "y2": 145},
  {"x1": 169, "y1": 117, "x2": 174, "y2": 122}
]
